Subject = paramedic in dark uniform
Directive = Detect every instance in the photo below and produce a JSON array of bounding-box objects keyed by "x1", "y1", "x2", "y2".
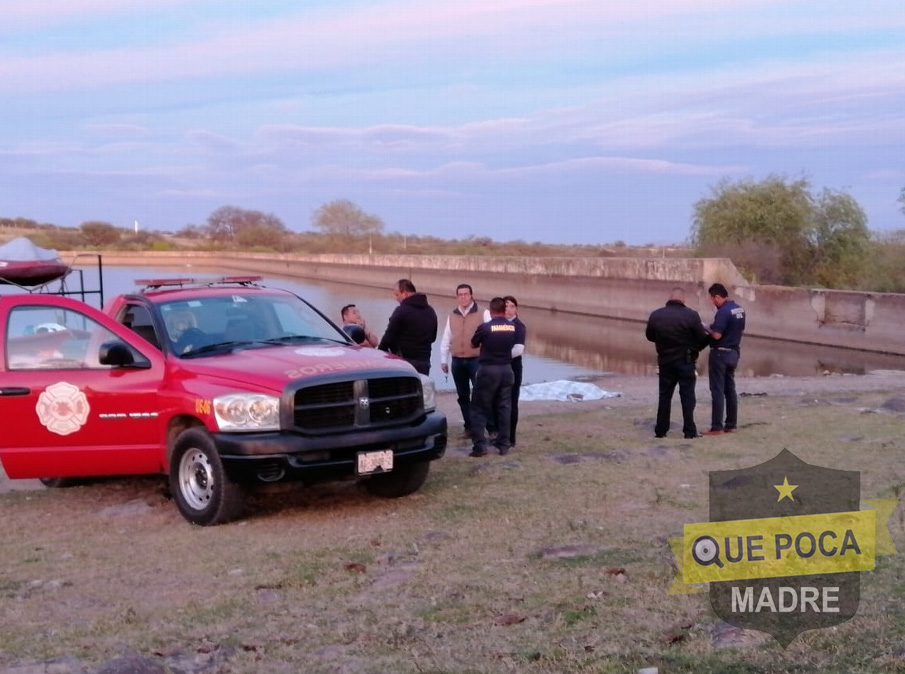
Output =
[
  {"x1": 704, "y1": 283, "x2": 747, "y2": 435},
  {"x1": 468, "y1": 297, "x2": 525, "y2": 457}
]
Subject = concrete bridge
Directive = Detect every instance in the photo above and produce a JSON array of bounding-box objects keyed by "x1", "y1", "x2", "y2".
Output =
[{"x1": 77, "y1": 251, "x2": 905, "y2": 357}]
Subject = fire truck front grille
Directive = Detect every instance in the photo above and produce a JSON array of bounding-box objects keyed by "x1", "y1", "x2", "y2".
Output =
[{"x1": 291, "y1": 376, "x2": 423, "y2": 432}]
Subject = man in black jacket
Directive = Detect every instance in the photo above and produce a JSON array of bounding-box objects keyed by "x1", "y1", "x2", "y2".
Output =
[
  {"x1": 378, "y1": 279, "x2": 438, "y2": 375},
  {"x1": 645, "y1": 287, "x2": 711, "y2": 439}
]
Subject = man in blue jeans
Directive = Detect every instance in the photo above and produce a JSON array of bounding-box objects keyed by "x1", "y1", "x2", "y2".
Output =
[{"x1": 704, "y1": 283, "x2": 747, "y2": 435}]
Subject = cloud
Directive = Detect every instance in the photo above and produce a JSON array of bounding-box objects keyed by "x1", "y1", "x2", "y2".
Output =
[
  {"x1": 5, "y1": 0, "x2": 903, "y2": 95},
  {"x1": 186, "y1": 130, "x2": 242, "y2": 155},
  {"x1": 255, "y1": 124, "x2": 459, "y2": 151},
  {"x1": 83, "y1": 123, "x2": 149, "y2": 137},
  {"x1": 496, "y1": 156, "x2": 742, "y2": 178},
  {"x1": 5, "y1": 0, "x2": 905, "y2": 243},
  {"x1": 4, "y1": 0, "x2": 194, "y2": 29},
  {"x1": 290, "y1": 155, "x2": 740, "y2": 188}
]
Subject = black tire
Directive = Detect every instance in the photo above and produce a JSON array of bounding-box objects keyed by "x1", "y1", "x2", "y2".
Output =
[
  {"x1": 169, "y1": 428, "x2": 244, "y2": 526},
  {"x1": 39, "y1": 477, "x2": 79, "y2": 488},
  {"x1": 363, "y1": 460, "x2": 430, "y2": 498}
]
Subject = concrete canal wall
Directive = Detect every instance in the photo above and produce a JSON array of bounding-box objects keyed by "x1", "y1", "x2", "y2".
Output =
[{"x1": 77, "y1": 251, "x2": 905, "y2": 356}]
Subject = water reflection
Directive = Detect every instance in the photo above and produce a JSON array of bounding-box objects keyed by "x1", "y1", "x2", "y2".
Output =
[
  {"x1": 518, "y1": 306, "x2": 905, "y2": 378},
  {"x1": 38, "y1": 264, "x2": 905, "y2": 385}
]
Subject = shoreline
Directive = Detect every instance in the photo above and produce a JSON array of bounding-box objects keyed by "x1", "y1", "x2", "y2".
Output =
[{"x1": 434, "y1": 368, "x2": 905, "y2": 422}]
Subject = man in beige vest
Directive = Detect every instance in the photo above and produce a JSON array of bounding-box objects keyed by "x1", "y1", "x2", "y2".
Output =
[{"x1": 439, "y1": 283, "x2": 483, "y2": 437}]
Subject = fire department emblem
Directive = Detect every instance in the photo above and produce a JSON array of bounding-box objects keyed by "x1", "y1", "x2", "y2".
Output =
[{"x1": 36, "y1": 382, "x2": 91, "y2": 436}]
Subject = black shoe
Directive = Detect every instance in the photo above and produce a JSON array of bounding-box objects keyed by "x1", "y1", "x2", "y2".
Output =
[
  {"x1": 684, "y1": 433, "x2": 701, "y2": 439},
  {"x1": 469, "y1": 449, "x2": 488, "y2": 458},
  {"x1": 655, "y1": 433, "x2": 667, "y2": 438},
  {"x1": 497, "y1": 446, "x2": 511, "y2": 456}
]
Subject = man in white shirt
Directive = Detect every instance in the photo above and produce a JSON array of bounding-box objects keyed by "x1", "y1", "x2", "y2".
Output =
[{"x1": 439, "y1": 284, "x2": 483, "y2": 437}]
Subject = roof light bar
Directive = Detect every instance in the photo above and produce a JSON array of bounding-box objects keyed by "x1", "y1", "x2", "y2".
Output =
[
  {"x1": 134, "y1": 275, "x2": 264, "y2": 291},
  {"x1": 210, "y1": 275, "x2": 263, "y2": 285},
  {"x1": 135, "y1": 277, "x2": 196, "y2": 289}
]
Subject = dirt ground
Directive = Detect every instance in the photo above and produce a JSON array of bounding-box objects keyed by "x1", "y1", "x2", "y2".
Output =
[{"x1": 3, "y1": 368, "x2": 905, "y2": 673}]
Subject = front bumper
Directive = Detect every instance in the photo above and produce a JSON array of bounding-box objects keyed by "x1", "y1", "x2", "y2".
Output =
[{"x1": 213, "y1": 410, "x2": 447, "y2": 483}]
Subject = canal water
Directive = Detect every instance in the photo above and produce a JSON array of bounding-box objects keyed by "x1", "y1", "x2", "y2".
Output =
[{"x1": 12, "y1": 263, "x2": 904, "y2": 391}]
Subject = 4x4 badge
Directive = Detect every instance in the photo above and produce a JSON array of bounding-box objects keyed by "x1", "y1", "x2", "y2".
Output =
[{"x1": 358, "y1": 397, "x2": 370, "y2": 409}]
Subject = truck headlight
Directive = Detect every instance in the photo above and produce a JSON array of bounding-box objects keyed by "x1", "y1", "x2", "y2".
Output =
[
  {"x1": 420, "y1": 374, "x2": 437, "y2": 411},
  {"x1": 213, "y1": 393, "x2": 280, "y2": 431}
]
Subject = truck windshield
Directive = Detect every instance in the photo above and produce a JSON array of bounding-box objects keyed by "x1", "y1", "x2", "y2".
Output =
[{"x1": 158, "y1": 292, "x2": 348, "y2": 356}]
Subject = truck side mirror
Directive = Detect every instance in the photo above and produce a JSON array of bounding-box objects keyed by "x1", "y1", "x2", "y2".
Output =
[{"x1": 98, "y1": 340, "x2": 138, "y2": 367}]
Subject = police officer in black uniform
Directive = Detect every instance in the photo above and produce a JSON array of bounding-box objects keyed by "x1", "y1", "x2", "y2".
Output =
[
  {"x1": 468, "y1": 297, "x2": 526, "y2": 457},
  {"x1": 645, "y1": 287, "x2": 711, "y2": 439}
]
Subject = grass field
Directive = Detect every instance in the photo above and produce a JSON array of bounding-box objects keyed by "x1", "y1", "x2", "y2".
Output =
[{"x1": 2, "y1": 383, "x2": 904, "y2": 673}]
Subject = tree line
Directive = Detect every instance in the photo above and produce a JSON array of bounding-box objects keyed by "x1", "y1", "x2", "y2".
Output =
[
  {"x1": 692, "y1": 176, "x2": 905, "y2": 292},
  {"x1": 0, "y1": 200, "x2": 652, "y2": 261},
  {"x1": 4, "y1": 185, "x2": 905, "y2": 292}
]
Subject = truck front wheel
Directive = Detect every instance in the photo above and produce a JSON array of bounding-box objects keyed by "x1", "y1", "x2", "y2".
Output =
[
  {"x1": 39, "y1": 477, "x2": 78, "y2": 488},
  {"x1": 169, "y1": 428, "x2": 244, "y2": 526},
  {"x1": 363, "y1": 460, "x2": 430, "y2": 498}
]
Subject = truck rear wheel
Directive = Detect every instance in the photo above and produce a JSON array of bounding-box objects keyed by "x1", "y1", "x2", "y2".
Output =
[
  {"x1": 169, "y1": 428, "x2": 244, "y2": 526},
  {"x1": 363, "y1": 460, "x2": 430, "y2": 498}
]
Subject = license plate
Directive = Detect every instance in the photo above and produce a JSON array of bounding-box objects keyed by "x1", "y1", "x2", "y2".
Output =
[{"x1": 356, "y1": 449, "x2": 394, "y2": 475}]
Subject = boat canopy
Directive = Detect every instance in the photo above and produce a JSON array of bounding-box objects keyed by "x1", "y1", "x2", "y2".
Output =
[{"x1": 0, "y1": 237, "x2": 63, "y2": 262}]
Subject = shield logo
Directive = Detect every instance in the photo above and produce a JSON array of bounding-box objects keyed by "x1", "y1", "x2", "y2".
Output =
[
  {"x1": 36, "y1": 381, "x2": 91, "y2": 436},
  {"x1": 707, "y1": 449, "x2": 860, "y2": 646}
]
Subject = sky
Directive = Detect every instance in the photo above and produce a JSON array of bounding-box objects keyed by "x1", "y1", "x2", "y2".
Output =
[{"x1": 3, "y1": 1, "x2": 905, "y2": 246}]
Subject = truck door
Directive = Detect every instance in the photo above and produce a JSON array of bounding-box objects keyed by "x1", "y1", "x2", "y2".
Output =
[{"x1": 0, "y1": 295, "x2": 166, "y2": 480}]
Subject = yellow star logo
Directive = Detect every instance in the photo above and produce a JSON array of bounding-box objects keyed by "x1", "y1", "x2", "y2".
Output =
[{"x1": 774, "y1": 476, "x2": 798, "y2": 502}]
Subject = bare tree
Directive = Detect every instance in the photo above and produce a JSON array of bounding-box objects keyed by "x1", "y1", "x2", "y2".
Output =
[
  {"x1": 203, "y1": 206, "x2": 289, "y2": 249},
  {"x1": 311, "y1": 200, "x2": 384, "y2": 238},
  {"x1": 80, "y1": 221, "x2": 121, "y2": 247}
]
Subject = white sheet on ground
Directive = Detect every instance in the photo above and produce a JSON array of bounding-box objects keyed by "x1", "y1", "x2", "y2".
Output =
[{"x1": 519, "y1": 380, "x2": 622, "y2": 402}]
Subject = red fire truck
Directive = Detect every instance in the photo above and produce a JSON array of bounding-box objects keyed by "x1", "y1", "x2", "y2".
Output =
[{"x1": 0, "y1": 275, "x2": 447, "y2": 525}]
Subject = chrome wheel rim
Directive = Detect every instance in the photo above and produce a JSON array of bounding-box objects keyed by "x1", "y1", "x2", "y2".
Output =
[{"x1": 178, "y1": 449, "x2": 214, "y2": 510}]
